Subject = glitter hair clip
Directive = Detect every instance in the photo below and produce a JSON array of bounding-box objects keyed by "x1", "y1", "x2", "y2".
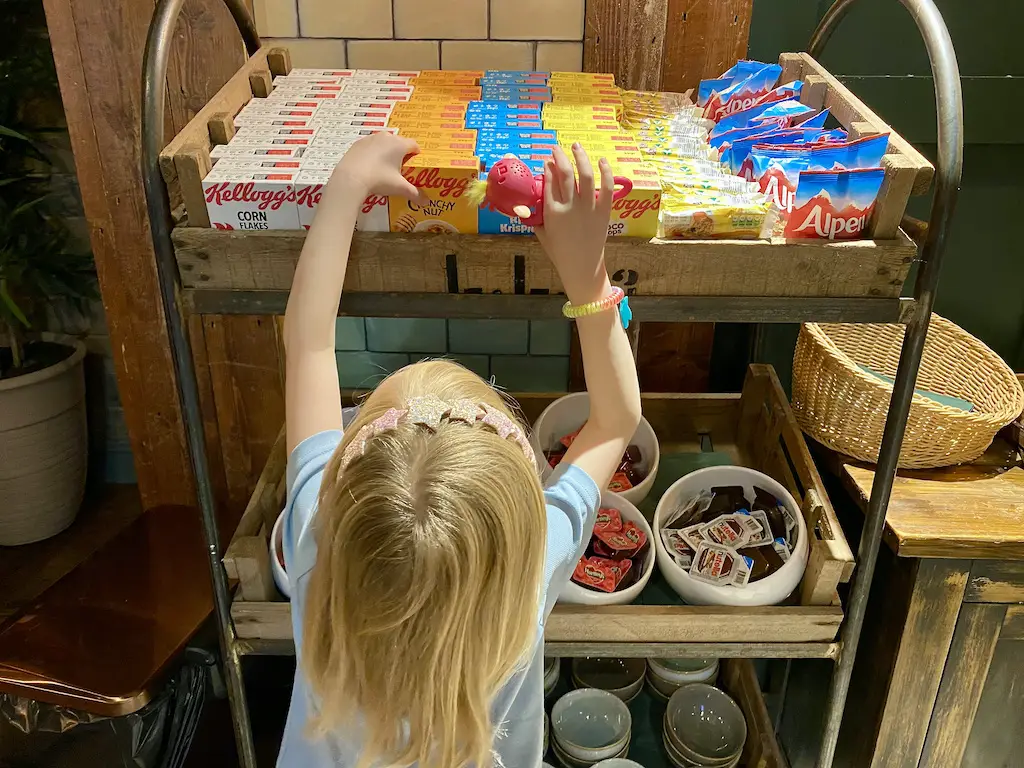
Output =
[{"x1": 339, "y1": 396, "x2": 535, "y2": 471}]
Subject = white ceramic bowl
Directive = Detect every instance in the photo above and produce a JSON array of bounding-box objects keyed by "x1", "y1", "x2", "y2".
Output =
[
  {"x1": 593, "y1": 760, "x2": 645, "y2": 768},
  {"x1": 530, "y1": 392, "x2": 660, "y2": 505},
  {"x1": 270, "y1": 510, "x2": 290, "y2": 599},
  {"x1": 665, "y1": 684, "x2": 746, "y2": 765},
  {"x1": 554, "y1": 738, "x2": 629, "y2": 768},
  {"x1": 552, "y1": 688, "x2": 632, "y2": 763},
  {"x1": 559, "y1": 492, "x2": 655, "y2": 606},
  {"x1": 653, "y1": 466, "x2": 808, "y2": 606},
  {"x1": 648, "y1": 657, "x2": 719, "y2": 686},
  {"x1": 571, "y1": 658, "x2": 647, "y2": 702}
]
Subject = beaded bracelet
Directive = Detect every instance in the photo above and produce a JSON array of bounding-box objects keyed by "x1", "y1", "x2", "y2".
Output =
[{"x1": 562, "y1": 286, "x2": 632, "y2": 329}]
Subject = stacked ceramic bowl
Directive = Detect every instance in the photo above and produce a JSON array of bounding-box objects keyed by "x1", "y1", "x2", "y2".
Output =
[
  {"x1": 545, "y1": 657, "x2": 561, "y2": 700},
  {"x1": 571, "y1": 658, "x2": 646, "y2": 703},
  {"x1": 646, "y1": 658, "x2": 719, "y2": 701},
  {"x1": 663, "y1": 684, "x2": 747, "y2": 768},
  {"x1": 551, "y1": 689, "x2": 632, "y2": 768}
]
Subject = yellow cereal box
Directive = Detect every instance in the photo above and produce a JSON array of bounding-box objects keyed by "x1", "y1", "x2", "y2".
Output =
[
  {"x1": 550, "y1": 85, "x2": 621, "y2": 97},
  {"x1": 543, "y1": 103, "x2": 619, "y2": 117},
  {"x1": 394, "y1": 129, "x2": 477, "y2": 142},
  {"x1": 408, "y1": 90, "x2": 482, "y2": 102},
  {"x1": 388, "y1": 119, "x2": 469, "y2": 132},
  {"x1": 549, "y1": 72, "x2": 616, "y2": 83},
  {"x1": 551, "y1": 95, "x2": 622, "y2": 108},
  {"x1": 415, "y1": 70, "x2": 484, "y2": 81},
  {"x1": 607, "y1": 163, "x2": 660, "y2": 238},
  {"x1": 391, "y1": 105, "x2": 468, "y2": 120},
  {"x1": 561, "y1": 142, "x2": 644, "y2": 162},
  {"x1": 413, "y1": 83, "x2": 483, "y2": 94},
  {"x1": 390, "y1": 154, "x2": 480, "y2": 234},
  {"x1": 407, "y1": 139, "x2": 477, "y2": 152}
]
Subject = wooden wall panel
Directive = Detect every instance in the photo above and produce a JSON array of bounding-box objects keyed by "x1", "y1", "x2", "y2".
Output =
[
  {"x1": 584, "y1": 0, "x2": 669, "y2": 91},
  {"x1": 662, "y1": 0, "x2": 754, "y2": 93},
  {"x1": 42, "y1": 0, "x2": 275, "y2": 512}
]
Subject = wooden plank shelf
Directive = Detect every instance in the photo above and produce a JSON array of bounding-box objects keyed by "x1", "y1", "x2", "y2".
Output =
[
  {"x1": 173, "y1": 228, "x2": 920, "y2": 321},
  {"x1": 159, "y1": 46, "x2": 936, "y2": 323},
  {"x1": 225, "y1": 366, "x2": 856, "y2": 655}
]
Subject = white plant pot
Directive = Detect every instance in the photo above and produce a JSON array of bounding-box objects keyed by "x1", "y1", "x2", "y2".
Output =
[
  {"x1": 530, "y1": 392, "x2": 660, "y2": 506},
  {"x1": 653, "y1": 465, "x2": 808, "y2": 606},
  {"x1": 0, "y1": 334, "x2": 87, "y2": 545}
]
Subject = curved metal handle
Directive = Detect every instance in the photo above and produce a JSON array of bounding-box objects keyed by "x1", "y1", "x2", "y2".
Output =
[
  {"x1": 140, "y1": 2, "x2": 262, "y2": 766},
  {"x1": 807, "y1": 4, "x2": 964, "y2": 768}
]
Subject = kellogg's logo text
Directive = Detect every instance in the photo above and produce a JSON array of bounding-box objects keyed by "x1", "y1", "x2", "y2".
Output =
[
  {"x1": 613, "y1": 194, "x2": 661, "y2": 220},
  {"x1": 402, "y1": 167, "x2": 470, "y2": 198},
  {"x1": 204, "y1": 181, "x2": 296, "y2": 211}
]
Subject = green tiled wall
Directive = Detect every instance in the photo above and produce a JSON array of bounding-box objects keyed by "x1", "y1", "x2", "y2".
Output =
[{"x1": 334, "y1": 318, "x2": 574, "y2": 391}]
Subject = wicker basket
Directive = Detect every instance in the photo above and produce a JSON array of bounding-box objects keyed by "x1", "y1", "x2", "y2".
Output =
[{"x1": 791, "y1": 314, "x2": 1024, "y2": 469}]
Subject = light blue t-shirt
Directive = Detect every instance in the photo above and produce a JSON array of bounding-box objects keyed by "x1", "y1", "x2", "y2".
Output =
[{"x1": 277, "y1": 428, "x2": 599, "y2": 768}]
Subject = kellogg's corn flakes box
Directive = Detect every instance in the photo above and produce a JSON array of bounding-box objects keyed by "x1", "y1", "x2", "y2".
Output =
[{"x1": 389, "y1": 154, "x2": 480, "y2": 234}]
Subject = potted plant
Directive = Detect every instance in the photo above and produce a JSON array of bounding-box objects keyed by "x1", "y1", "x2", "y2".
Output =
[{"x1": 0, "y1": 127, "x2": 95, "y2": 545}]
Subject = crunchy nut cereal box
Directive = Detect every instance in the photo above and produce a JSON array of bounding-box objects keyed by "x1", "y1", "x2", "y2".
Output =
[{"x1": 389, "y1": 154, "x2": 479, "y2": 234}]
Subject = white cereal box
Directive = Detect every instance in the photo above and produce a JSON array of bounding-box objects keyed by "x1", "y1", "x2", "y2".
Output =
[
  {"x1": 295, "y1": 169, "x2": 390, "y2": 232},
  {"x1": 233, "y1": 125, "x2": 317, "y2": 138},
  {"x1": 272, "y1": 75, "x2": 347, "y2": 86},
  {"x1": 272, "y1": 82, "x2": 345, "y2": 93},
  {"x1": 203, "y1": 168, "x2": 301, "y2": 230},
  {"x1": 231, "y1": 116, "x2": 316, "y2": 130},
  {"x1": 210, "y1": 158, "x2": 304, "y2": 171},
  {"x1": 210, "y1": 143, "x2": 306, "y2": 159},
  {"x1": 348, "y1": 69, "x2": 419, "y2": 78},
  {"x1": 266, "y1": 90, "x2": 344, "y2": 101},
  {"x1": 290, "y1": 68, "x2": 357, "y2": 78}
]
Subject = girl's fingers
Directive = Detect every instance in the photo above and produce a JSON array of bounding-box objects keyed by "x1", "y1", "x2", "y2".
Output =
[
  {"x1": 572, "y1": 143, "x2": 595, "y2": 203},
  {"x1": 543, "y1": 161, "x2": 557, "y2": 208},
  {"x1": 596, "y1": 158, "x2": 614, "y2": 215},
  {"x1": 551, "y1": 145, "x2": 575, "y2": 204}
]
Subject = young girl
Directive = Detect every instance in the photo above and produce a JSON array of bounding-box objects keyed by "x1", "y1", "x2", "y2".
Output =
[{"x1": 279, "y1": 134, "x2": 641, "y2": 768}]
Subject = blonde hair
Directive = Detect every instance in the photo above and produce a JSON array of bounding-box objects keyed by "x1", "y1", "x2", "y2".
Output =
[{"x1": 303, "y1": 359, "x2": 547, "y2": 768}]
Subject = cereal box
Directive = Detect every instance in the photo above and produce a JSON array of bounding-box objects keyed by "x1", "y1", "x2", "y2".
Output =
[
  {"x1": 390, "y1": 119, "x2": 468, "y2": 132},
  {"x1": 389, "y1": 154, "x2": 479, "y2": 234},
  {"x1": 316, "y1": 99, "x2": 397, "y2": 110},
  {"x1": 233, "y1": 117, "x2": 316, "y2": 130},
  {"x1": 346, "y1": 69, "x2": 419, "y2": 78},
  {"x1": 607, "y1": 163, "x2": 661, "y2": 238},
  {"x1": 210, "y1": 143, "x2": 307, "y2": 160},
  {"x1": 548, "y1": 72, "x2": 615, "y2": 83},
  {"x1": 290, "y1": 68, "x2": 357, "y2": 78},
  {"x1": 465, "y1": 116, "x2": 545, "y2": 129},
  {"x1": 295, "y1": 169, "x2": 391, "y2": 232},
  {"x1": 411, "y1": 76, "x2": 479, "y2": 87},
  {"x1": 415, "y1": 70, "x2": 483, "y2": 79},
  {"x1": 391, "y1": 129, "x2": 477, "y2": 143},
  {"x1": 203, "y1": 168, "x2": 301, "y2": 230},
  {"x1": 266, "y1": 91, "x2": 345, "y2": 100},
  {"x1": 222, "y1": 135, "x2": 316, "y2": 147},
  {"x1": 210, "y1": 158, "x2": 304, "y2": 171}
]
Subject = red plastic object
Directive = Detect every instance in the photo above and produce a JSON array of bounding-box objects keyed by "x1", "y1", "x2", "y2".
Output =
[{"x1": 481, "y1": 156, "x2": 633, "y2": 226}]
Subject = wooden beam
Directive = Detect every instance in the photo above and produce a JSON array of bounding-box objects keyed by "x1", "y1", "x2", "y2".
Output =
[
  {"x1": 662, "y1": 0, "x2": 754, "y2": 93},
  {"x1": 40, "y1": 0, "x2": 247, "y2": 507},
  {"x1": 583, "y1": 0, "x2": 669, "y2": 90}
]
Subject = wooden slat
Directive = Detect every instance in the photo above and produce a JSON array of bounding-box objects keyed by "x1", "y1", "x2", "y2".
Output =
[
  {"x1": 224, "y1": 534, "x2": 277, "y2": 602},
  {"x1": 542, "y1": 642, "x2": 838, "y2": 659},
  {"x1": 583, "y1": 0, "x2": 669, "y2": 90},
  {"x1": 965, "y1": 561, "x2": 1024, "y2": 603},
  {"x1": 231, "y1": 424, "x2": 286, "y2": 542},
  {"x1": 1003, "y1": 605, "x2": 1024, "y2": 639},
  {"x1": 41, "y1": 0, "x2": 245, "y2": 508},
  {"x1": 173, "y1": 228, "x2": 917, "y2": 299},
  {"x1": 248, "y1": 68, "x2": 272, "y2": 99},
  {"x1": 202, "y1": 315, "x2": 287, "y2": 520},
  {"x1": 207, "y1": 111, "x2": 235, "y2": 146},
  {"x1": 231, "y1": 600, "x2": 843, "y2": 643},
  {"x1": 797, "y1": 53, "x2": 935, "y2": 196},
  {"x1": 721, "y1": 659, "x2": 787, "y2": 768},
  {"x1": 158, "y1": 44, "x2": 276, "y2": 194},
  {"x1": 919, "y1": 603, "x2": 1007, "y2": 768},
  {"x1": 870, "y1": 559, "x2": 970, "y2": 768},
  {"x1": 546, "y1": 605, "x2": 843, "y2": 643},
  {"x1": 174, "y1": 144, "x2": 213, "y2": 228},
  {"x1": 871, "y1": 154, "x2": 918, "y2": 238},
  {"x1": 661, "y1": 0, "x2": 754, "y2": 94}
]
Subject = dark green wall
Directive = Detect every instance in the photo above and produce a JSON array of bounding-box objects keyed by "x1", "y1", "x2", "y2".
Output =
[{"x1": 746, "y1": 0, "x2": 1024, "y2": 385}]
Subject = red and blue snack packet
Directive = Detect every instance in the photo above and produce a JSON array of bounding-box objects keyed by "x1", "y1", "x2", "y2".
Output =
[
  {"x1": 727, "y1": 126, "x2": 831, "y2": 177},
  {"x1": 784, "y1": 168, "x2": 886, "y2": 239},
  {"x1": 702, "y1": 64, "x2": 784, "y2": 122},
  {"x1": 696, "y1": 60, "x2": 766, "y2": 106},
  {"x1": 710, "y1": 84, "x2": 804, "y2": 134}
]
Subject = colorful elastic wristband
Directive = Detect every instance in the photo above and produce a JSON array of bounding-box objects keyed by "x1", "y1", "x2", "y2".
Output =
[{"x1": 562, "y1": 286, "x2": 631, "y2": 329}]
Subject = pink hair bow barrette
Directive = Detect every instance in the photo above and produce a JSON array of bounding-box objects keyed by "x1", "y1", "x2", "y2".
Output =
[{"x1": 339, "y1": 396, "x2": 536, "y2": 471}]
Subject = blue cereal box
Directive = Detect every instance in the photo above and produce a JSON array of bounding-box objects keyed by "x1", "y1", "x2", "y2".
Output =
[
  {"x1": 464, "y1": 115, "x2": 547, "y2": 129},
  {"x1": 475, "y1": 128, "x2": 557, "y2": 143},
  {"x1": 466, "y1": 100, "x2": 543, "y2": 114}
]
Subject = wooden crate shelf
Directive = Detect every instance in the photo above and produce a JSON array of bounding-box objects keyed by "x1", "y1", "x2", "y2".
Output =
[
  {"x1": 225, "y1": 365, "x2": 854, "y2": 656},
  {"x1": 160, "y1": 45, "x2": 934, "y2": 321}
]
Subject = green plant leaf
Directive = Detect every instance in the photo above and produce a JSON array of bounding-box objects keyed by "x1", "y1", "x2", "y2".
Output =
[
  {"x1": 0, "y1": 125, "x2": 31, "y2": 141},
  {"x1": 0, "y1": 279, "x2": 31, "y2": 328}
]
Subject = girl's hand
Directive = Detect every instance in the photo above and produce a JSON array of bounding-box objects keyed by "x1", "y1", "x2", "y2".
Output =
[
  {"x1": 330, "y1": 133, "x2": 427, "y2": 203},
  {"x1": 534, "y1": 144, "x2": 614, "y2": 303}
]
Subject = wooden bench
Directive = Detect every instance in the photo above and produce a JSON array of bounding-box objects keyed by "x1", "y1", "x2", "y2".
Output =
[{"x1": 0, "y1": 504, "x2": 215, "y2": 716}]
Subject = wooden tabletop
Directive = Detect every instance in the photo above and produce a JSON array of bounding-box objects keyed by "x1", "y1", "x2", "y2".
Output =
[{"x1": 824, "y1": 433, "x2": 1024, "y2": 560}]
